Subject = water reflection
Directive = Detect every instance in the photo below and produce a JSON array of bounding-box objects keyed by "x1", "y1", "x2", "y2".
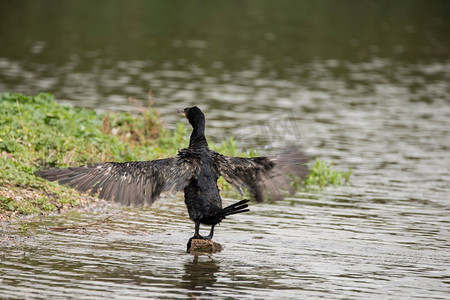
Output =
[{"x1": 182, "y1": 256, "x2": 220, "y2": 291}]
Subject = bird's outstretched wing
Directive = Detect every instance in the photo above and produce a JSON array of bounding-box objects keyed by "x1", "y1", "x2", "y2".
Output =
[
  {"x1": 36, "y1": 149, "x2": 200, "y2": 206},
  {"x1": 211, "y1": 149, "x2": 309, "y2": 202}
]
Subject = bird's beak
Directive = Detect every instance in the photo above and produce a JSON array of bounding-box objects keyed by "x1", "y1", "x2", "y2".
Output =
[{"x1": 177, "y1": 108, "x2": 186, "y2": 118}]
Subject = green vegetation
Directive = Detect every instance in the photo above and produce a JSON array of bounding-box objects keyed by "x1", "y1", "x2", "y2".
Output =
[
  {"x1": 0, "y1": 93, "x2": 350, "y2": 219},
  {"x1": 303, "y1": 159, "x2": 352, "y2": 187}
]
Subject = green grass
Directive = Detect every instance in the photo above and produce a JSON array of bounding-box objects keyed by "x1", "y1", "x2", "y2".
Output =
[
  {"x1": 0, "y1": 92, "x2": 351, "y2": 219},
  {"x1": 302, "y1": 159, "x2": 352, "y2": 188}
]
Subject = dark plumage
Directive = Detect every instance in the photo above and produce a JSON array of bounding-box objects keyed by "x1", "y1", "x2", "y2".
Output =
[{"x1": 36, "y1": 106, "x2": 309, "y2": 251}]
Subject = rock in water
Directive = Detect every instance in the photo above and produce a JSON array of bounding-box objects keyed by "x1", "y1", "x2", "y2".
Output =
[{"x1": 188, "y1": 239, "x2": 223, "y2": 254}]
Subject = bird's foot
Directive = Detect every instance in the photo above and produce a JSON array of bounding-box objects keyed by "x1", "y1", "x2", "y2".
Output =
[
  {"x1": 187, "y1": 238, "x2": 193, "y2": 253},
  {"x1": 202, "y1": 234, "x2": 212, "y2": 240}
]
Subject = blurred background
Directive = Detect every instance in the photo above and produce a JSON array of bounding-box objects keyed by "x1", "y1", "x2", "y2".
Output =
[{"x1": 0, "y1": 0, "x2": 449, "y2": 135}]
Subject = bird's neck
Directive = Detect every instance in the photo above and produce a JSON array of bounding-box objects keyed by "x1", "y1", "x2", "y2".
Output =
[{"x1": 189, "y1": 124, "x2": 208, "y2": 149}]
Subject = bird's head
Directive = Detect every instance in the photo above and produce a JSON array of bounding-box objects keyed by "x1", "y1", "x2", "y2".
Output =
[{"x1": 178, "y1": 106, "x2": 205, "y2": 128}]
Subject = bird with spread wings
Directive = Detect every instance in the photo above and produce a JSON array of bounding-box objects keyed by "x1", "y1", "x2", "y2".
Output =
[{"x1": 37, "y1": 106, "x2": 309, "y2": 251}]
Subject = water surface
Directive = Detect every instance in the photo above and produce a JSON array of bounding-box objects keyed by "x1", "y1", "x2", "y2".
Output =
[{"x1": 1, "y1": 1, "x2": 449, "y2": 299}]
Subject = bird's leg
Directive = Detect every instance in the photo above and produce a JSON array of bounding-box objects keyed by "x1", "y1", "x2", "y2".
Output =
[
  {"x1": 203, "y1": 225, "x2": 215, "y2": 240},
  {"x1": 187, "y1": 222, "x2": 202, "y2": 252},
  {"x1": 193, "y1": 222, "x2": 201, "y2": 239}
]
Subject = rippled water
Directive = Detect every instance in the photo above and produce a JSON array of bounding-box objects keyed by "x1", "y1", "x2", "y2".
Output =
[
  {"x1": 1, "y1": 182, "x2": 449, "y2": 299},
  {"x1": 1, "y1": 0, "x2": 450, "y2": 299}
]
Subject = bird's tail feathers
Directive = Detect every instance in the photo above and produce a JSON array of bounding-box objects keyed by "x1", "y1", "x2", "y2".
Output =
[{"x1": 221, "y1": 199, "x2": 250, "y2": 217}]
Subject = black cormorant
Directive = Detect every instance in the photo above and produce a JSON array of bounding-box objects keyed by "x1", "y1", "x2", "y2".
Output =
[{"x1": 37, "y1": 106, "x2": 309, "y2": 251}]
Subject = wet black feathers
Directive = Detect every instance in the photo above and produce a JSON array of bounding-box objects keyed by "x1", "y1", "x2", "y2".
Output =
[
  {"x1": 36, "y1": 106, "x2": 309, "y2": 205},
  {"x1": 36, "y1": 149, "x2": 201, "y2": 206},
  {"x1": 211, "y1": 150, "x2": 309, "y2": 202}
]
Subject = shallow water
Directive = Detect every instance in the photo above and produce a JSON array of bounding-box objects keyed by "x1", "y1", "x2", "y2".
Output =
[
  {"x1": 1, "y1": 0, "x2": 450, "y2": 299},
  {"x1": 1, "y1": 185, "x2": 449, "y2": 299}
]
